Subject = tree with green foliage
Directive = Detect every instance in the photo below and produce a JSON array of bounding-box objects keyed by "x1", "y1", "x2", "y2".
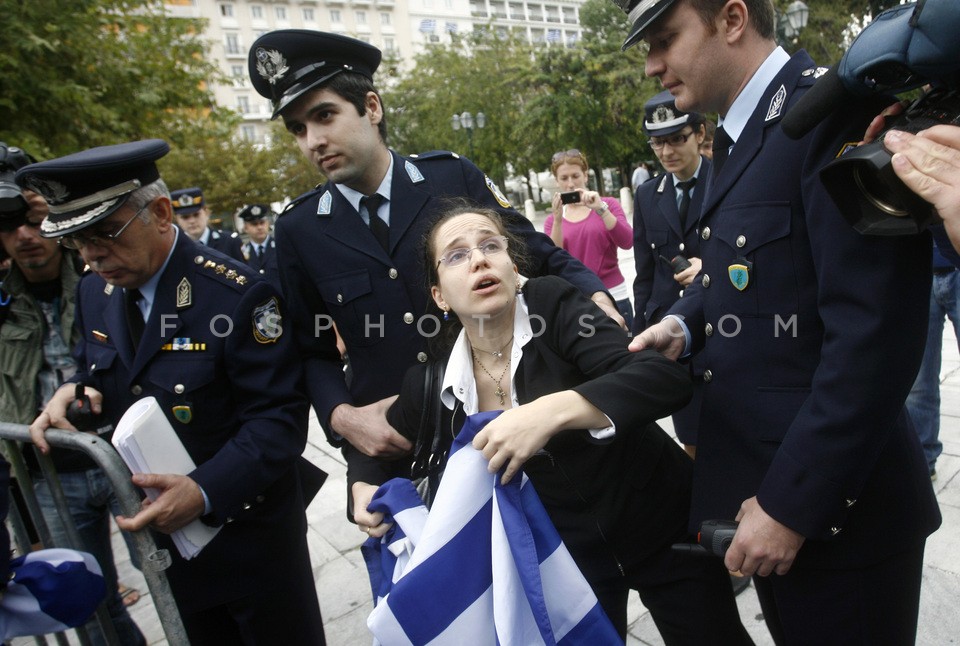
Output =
[{"x1": 0, "y1": 0, "x2": 226, "y2": 158}]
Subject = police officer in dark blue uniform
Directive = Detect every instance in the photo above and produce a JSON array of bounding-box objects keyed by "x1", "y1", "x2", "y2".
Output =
[
  {"x1": 246, "y1": 31, "x2": 619, "y2": 507},
  {"x1": 620, "y1": 0, "x2": 941, "y2": 643},
  {"x1": 237, "y1": 203, "x2": 280, "y2": 292},
  {"x1": 632, "y1": 91, "x2": 710, "y2": 455},
  {"x1": 20, "y1": 140, "x2": 325, "y2": 645},
  {"x1": 170, "y1": 187, "x2": 244, "y2": 263}
]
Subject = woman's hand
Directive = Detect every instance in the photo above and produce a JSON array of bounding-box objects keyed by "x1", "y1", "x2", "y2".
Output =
[
  {"x1": 581, "y1": 189, "x2": 606, "y2": 213},
  {"x1": 472, "y1": 392, "x2": 607, "y2": 485},
  {"x1": 550, "y1": 191, "x2": 564, "y2": 218},
  {"x1": 352, "y1": 481, "x2": 392, "y2": 538}
]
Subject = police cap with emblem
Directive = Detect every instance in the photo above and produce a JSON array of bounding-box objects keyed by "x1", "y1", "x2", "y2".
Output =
[
  {"x1": 14, "y1": 139, "x2": 169, "y2": 238},
  {"x1": 249, "y1": 30, "x2": 382, "y2": 120},
  {"x1": 642, "y1": 90, "x2": 705, "y2": 137},
  {"x1": 170, "y1": 187, "x2": 205, "y2": 216},
  {"x1": 237, "y1": 204, "x2": 273, "y2": 222},
  {"x1": 612, "y1": 0, "x2": 679, "y2": 51}
]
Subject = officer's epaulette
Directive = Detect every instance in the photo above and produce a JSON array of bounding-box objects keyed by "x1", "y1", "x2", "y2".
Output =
[
  {"x1": 192, "y1": 254, "x2": 252, "y2": 291},
  {"x1": 408, "y1": 150, "x2": 460, "y2": 161},
  {"x1": 280, "y1": 185, "x2": 325, "y2": 216}
]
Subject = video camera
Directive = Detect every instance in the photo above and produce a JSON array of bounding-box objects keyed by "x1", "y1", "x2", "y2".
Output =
[
  {"x1": 781, "y1": 0, "x2": 960, "y2": 236},
  {"x1": 0, "y1": 142, "x2": 37, "y2": 232}
]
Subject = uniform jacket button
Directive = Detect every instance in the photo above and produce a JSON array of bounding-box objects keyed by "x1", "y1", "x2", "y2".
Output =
[
  {"x1": 830, "y1": 526, "x2": 842, "y2": 536},
  {"x1": 131, "y1": 385, "x2": 142, "y2": 395},
  {"x1": 242, "y1": 502, "x2": 252, "y2": 511},
  {"x1": 388, "y1": 268, "x2": 398, "y2": 279},
  {"x1": 701, "y1": 274, "x2": 711, "y2": 288},
  {"x1": 701, "y1": 227, "x2": 711, "y2": 240},
  {"x1": 736, "y1": 235, "x2": 747, "y2": 248},
  {"x1": 845, "y1": 498, "x2": 856, "y2": 508},
  {"x1": 255, "y1": 495, "x2": 265, "y2": 503},
  {"x1": 679, "y1": 243, "x2": 685, "y2": 252},
  {"x1": 174, "y1": 384, "x2": 185, "y2": 394},
  {"x1": 336, "y1": 293, "x2": 343, "y2": 303},
  {"x1": 705, "y1": 323, "x2": 713, "y2": 336},
  {"x1": 403, "y1": 312, "x2": 414, "y2": 324},
  {"x1": 703, "y1": 369, "x2": 713, "y2": 383},
  {"x1": 417, "y1": 352, "x2": 428, "y2": 362}
]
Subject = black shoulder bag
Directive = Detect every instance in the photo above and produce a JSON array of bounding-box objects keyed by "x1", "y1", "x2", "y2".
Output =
[{"x1": 410, "y1": 360, "x2": 447, "y2": 507}]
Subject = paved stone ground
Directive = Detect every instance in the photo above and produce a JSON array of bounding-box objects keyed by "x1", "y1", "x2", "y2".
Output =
[{"x1": 43, "y1": 238, "x2": 960, "y2": 645}]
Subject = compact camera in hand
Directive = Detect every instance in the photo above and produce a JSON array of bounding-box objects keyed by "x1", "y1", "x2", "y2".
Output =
[{"x1": 559, "y1": 191, "x2": 581, "y2": 205}]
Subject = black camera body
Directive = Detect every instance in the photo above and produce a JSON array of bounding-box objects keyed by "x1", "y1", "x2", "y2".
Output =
[
  {"x1": 559, "y1": 191, "x2": 580, "y2": 205},
  {"x1": 821, "y1": 87, "x2": 960, "y2": 235},
  {"x1": 0, "y1": 142, "x2": 36, "y2": 232},
  {"x1": 781, "y1": 0, "x2": 960, "y2": 235}
]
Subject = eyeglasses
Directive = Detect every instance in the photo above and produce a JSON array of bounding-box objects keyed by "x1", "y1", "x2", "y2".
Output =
[
  {"x1": 649, "y1": 131, "x2": 694, "y2": 151},
  {"x1": 552, "y1": 149, "x2": 585, "y2": 163},
  {"x1": 59, "y1": 202, "x2": 151, "y2": 250},
  {"x1": 437, "y1": 236, "x2": 508, "y2": 268}
]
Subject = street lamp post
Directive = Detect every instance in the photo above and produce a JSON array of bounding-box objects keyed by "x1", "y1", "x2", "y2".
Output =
[
  {"x1": 776, "y1": 0, "x2": 809, "y2": 48},
  {"x1": 451, "y1": 110, "x2": 486, "y2": 159}
]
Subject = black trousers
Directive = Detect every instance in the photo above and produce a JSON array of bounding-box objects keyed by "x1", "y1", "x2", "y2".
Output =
[
  {"x1": 180, "y1": 542, "x2": 325, "y2": 646},
  {"x1": 591, "y1": 535, "x2": 753, "y2": 645},
  {"x1": 752, "y1": 541, "x2": 925, "y2": 645}
]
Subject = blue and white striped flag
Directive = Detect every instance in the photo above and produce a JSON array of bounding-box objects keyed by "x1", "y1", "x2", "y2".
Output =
[
  {"x1": 364, "y1": 411, "x2": 621, "y2": 645},
  {"x1": 546, "y1": 29, "x2": 562, "y2": 42},
  {"x1": 419, "y1": 19, "x2": 437, "y2": 33},
  {"x1": 0, "y1": 548, "x2": 106, "y2": 639},
  {"x1": 445, "y1": 21, "x2": 458, "y2": 33}
]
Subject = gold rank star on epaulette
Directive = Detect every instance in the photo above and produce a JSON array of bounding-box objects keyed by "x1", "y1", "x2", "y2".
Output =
[{"x1": 194, "y1": 255, "x2": 248, "y2": 286}]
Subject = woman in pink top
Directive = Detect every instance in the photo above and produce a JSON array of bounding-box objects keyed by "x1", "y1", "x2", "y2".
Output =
[{"x1": 546, "y1": 149, "x2": 634, "y2": 330}]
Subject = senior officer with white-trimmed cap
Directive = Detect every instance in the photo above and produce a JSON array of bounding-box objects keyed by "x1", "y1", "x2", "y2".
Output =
[
  {"x1": 170, "y1": 187, "x2": 244, "y2": 263},
  {"x1": 19, "y1": 140, "x2": 325, "y2": 645},
  {"x1": 246, "y1": 30, "x2": 620, "y2": 520},
  {"x1": 237, "y1": 204, "x2": 280, "y2": 292}
]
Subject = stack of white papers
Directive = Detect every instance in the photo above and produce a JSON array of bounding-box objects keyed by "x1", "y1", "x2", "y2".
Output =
[{"x1": 111, "y1": 397, "x2": 220, "y2": 560}]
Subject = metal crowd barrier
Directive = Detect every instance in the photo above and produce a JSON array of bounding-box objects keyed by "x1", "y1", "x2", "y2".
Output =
[{"x1": 0, "y1": 422, "x2": 189, "y2": 646}]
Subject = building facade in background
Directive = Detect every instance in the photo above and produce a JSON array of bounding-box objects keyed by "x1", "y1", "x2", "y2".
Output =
[{"x1": 164, "y1": 0, "x2": 585, "y2": 144}]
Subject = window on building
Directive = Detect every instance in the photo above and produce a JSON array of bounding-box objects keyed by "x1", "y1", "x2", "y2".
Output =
[
  {"x1": 250, "y1": 5, "x2": 262, "y2": 19},
  {"x1": 356, "y1": 11, "x2": 367, "y2": 24},
  {"x1": 220, "y1": 3, "x2": 233, "y2": 17},
  {"x1": 241, "y1": 125, "x2": 257, "y2": 142},
  {"x1": 380, "y1": 12, "x2": 391, "y2": 26},
  {"x1": 276, "y1": 6, "x2": 287, "y2": 21},
  {"x1": 330, "y1": 9, "x2": 342, "y2": 23},
  {"x1": 237, "y1": 96, "x2": 250, "y2": 114},
  {"x1": 303, "y1": 8, "x2": 315, "y2": 22},
  {"x1": 225, "y1": 33, "x2": 241, "y2": 55},
  {"x1": 231, "y1": 64, "x2": 244, "y2": 79},
  {"x1": 384, "y1": 37, "x2": 395, "y2": 52}
]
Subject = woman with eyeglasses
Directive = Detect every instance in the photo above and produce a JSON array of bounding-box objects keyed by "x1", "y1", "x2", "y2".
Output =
[
  {"x1": 632, "y1": 91, "x2": 711, "y2": 462},
  {"x1": 546, "y1": 149, "x2": 635, "y2": 330},
  {"x1": 347, "y1": 201, "x2": 753, "y2": 643}
]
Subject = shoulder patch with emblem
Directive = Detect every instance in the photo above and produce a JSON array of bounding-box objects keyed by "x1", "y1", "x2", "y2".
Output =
[
  {"x1": 404, "y1": 160, "x2": 425, "y2": 184},
  {"x1": 316, "y1": 190, "x2": 333, "y2": 215},
  {"x1": 485, "y1": 176, "x2": 511, "y2": 208},
  {"x1": 765, "y1": 84, "x2": 787, "y2": 121},
  {"x1": 252, "y1": 296, "x2": 283, "y2": 344}
]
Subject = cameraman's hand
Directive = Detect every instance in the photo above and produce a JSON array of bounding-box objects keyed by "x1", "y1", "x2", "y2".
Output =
[
  {"x1": 861, "y1": 100, "x2": 908, "y2": 145},
  {"x1": 885, "y1": 126, "x2": 960, "y2": 250},
  {"x1": 29, "y1": 384, "x2": 103, "y2": 454}
]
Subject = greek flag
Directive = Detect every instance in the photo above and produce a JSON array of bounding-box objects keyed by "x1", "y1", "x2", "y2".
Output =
[
  {"x1": 364, "y1": 411, "x2": 621, "y2": 645},
  {"x1": 419, "y1": 19, "x2": 437, "y2": 33},
  {"x1": 546, "y1": 29, "x2": 562, "y2": 42},
  {"x1": 0, "y1": 549, "x2": 106, "y2": 639},
  {"x1": 445, "y1": 21, "x2": 458, "y2": 33}
]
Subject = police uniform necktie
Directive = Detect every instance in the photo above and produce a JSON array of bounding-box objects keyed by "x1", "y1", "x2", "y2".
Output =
[
  {"x1": 361, "y1": 194, "x2": 389, "y2": 252},
  {"x1": 712, "y1": 126, "x2": 734, "y2": 176},
  {"x1": 256, "y1": 244, "x2": 264, "y2": 258},
  {"x1": 677, "y1": 177, "x2": 697, "y2": 231},
  {"x1": 125, "y1": 288, "x2": 145, "y2": 349}
]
